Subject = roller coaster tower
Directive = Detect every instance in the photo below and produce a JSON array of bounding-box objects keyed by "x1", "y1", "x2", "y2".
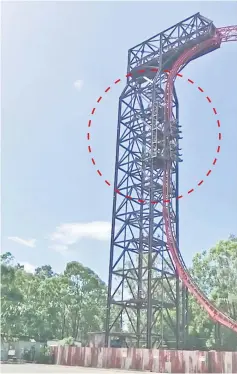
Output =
[{"x1": 104, "y1": 13, "x2": 237, "y2": 349}]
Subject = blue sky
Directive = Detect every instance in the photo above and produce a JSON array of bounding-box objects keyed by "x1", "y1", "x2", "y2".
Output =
[{"x1": 2, "y1": 1, "x2": 237, "y2": 280}]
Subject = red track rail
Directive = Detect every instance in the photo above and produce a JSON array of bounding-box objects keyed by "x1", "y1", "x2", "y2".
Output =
[
  {"x1": 217, "y1": 26, "x2": 237, "y2": 42},
  {"x1": 163, "y1": 27, "x2": 237, "y2": 333}
]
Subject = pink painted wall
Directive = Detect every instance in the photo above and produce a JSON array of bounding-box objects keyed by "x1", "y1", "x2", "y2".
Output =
[{"x1": 52, "y1": 346, "x2": 237, "y2": 373}]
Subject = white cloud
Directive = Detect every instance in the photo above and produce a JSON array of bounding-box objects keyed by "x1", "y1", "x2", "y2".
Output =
[
  {"x1": 73, "y1": 79, "x2": 83, "y2": 91},
  {"x1": 49, "y1": 221, "x2": 111, "y2": 253},
  {"x1": 20, "y1": 262, "x2": 35, "y2": 274},
  {"x1": 8, "y1": 237, "x2": 36, "y2": 248},
  {"x1": 48, "y1": 244, "x2": 69, "y2": 256}
]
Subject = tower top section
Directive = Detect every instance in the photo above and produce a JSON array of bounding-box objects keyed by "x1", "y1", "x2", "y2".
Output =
[{"x1": 128, "y1": 12, "x2": 219, "y2": 76}]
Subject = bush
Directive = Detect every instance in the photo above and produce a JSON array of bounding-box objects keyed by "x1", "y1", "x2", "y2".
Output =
[{"x1": 37, "y1": 345, "x2": 54, "y2": 365}]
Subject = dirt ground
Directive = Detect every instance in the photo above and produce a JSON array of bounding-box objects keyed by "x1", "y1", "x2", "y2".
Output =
[{"x1": 0, "y1": 363, "x2": 145, "y2": 374}]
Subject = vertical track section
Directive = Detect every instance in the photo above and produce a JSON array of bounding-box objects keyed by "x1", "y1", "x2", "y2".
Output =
[
  {"x1": 104, "y1": 67, "x2": 181, "y2": 349},
  {"x1": 105, "y1": 15, "x2": 237, "y2": 349},
  {"x1": 105, "y1": 40, "x2": 182, "y2": 351},
  {"x1": 163, "y1": 32, "x2": 237, "y2": 334}
]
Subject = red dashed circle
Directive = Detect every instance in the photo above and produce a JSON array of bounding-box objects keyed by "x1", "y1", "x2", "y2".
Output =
[{"x1": 87, "y1": 68, "x2": 221, "y2": 204}]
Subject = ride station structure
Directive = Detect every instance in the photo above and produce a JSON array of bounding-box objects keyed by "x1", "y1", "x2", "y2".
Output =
[{"x1": 104, "y1": 13, "x2": 237, "y2": 349}]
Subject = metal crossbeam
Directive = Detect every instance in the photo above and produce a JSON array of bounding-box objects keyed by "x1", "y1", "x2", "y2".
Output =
[{"x1": 105, "y1": 12, "x2": 216, "y2": 349}]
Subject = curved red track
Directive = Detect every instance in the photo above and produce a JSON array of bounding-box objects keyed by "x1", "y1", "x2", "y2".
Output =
[{"x1": 163, "y1": 26, "x2": 237, "y2": 333}]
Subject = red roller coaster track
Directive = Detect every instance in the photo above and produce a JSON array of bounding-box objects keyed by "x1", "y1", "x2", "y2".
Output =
[{"x1": 163, "y1": 26, "x2": 237, "y2": 334}]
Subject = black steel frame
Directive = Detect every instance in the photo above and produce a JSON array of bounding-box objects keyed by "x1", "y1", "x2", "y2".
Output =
[{"x1": 105, "y1": 13, "x2": 215, "y2": 349}]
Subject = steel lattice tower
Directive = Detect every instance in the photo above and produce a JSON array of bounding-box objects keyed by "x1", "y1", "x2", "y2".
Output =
[{"x1": 105, "y1": 13, "x2": 217, "y2": 349}]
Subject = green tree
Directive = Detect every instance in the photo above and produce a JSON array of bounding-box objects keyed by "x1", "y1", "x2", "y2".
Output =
[
  {"x1": 188, "y1": 236, "x2": 237, "y2": 350},
  {"x1": 1, "y1": 254, "x2": 107, "y2": 343},
  {"x1": 63, "y1": 261, "x2": 107, "y2": 342},
  {"x1": 2, "y1": 237, "x2": 236, "y2": 350},
  {"x1": 35, "y1": 265, "x2": 54, "y2": 278},
  {"x1": 1, "y1": 252, "x2": 23, "y2": 302},
  {"x1": 1, "y1": 253, "x2": 24, "y2": 338}
]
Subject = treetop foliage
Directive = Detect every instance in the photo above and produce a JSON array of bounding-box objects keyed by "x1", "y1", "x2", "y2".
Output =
[{"x1": 1, "y1": 236, "x2": 236, "y2": 349}]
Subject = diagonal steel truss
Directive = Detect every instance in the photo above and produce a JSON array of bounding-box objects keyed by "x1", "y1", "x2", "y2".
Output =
[{"x1": 105, "y1": 13, "x2": 217, "y2": 349}]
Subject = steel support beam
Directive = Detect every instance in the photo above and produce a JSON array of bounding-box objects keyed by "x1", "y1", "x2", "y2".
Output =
[{"x1": 105, "y1": 12, "x2": 216, "y2": 349}]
